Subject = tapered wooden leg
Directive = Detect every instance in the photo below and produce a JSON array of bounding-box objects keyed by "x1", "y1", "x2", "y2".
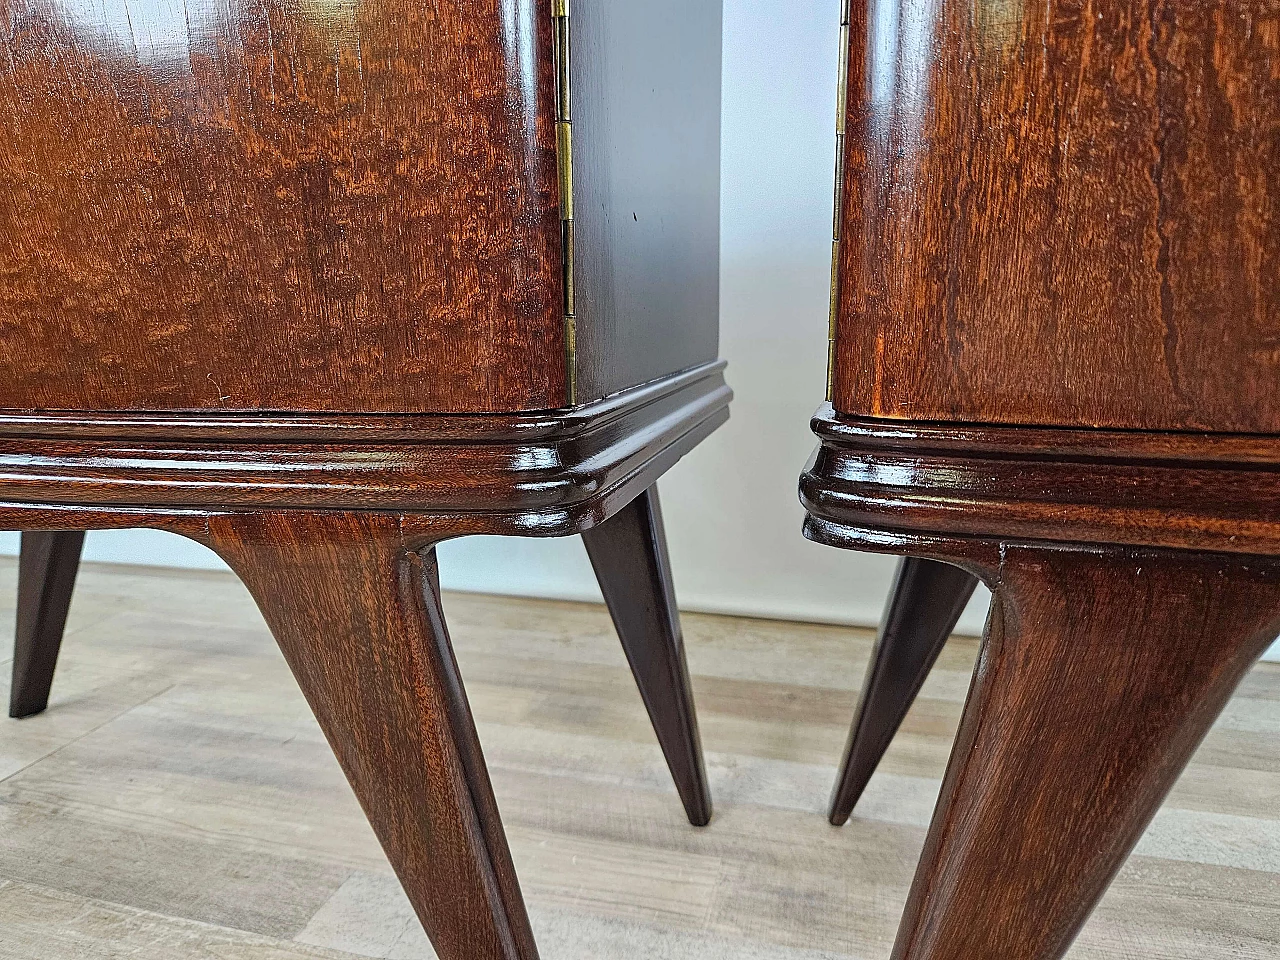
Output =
[
  {"x1": 10, "y1": 530, "x2": 86, "y2": 718},
  {"x1": 829, "y1": 558, "x2": 979, "y2": 824},
  {"x1": 893, "y1": 545, "x2": 1280, "y2": 960},
  {"x1": 581, "y1": 485, "x2": 712, "y2": 826},
  {"x1": 204, "y1": 513, "x2": 538, "y2": 960}
]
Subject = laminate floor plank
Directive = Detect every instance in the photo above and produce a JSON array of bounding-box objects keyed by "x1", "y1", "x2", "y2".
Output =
[{"x1": 0, "y1": 558, "x2": 1275, "y2": 959}]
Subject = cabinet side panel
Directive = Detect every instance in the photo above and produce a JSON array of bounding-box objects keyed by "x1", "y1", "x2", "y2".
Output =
[
  {"x1": 569, "y1": 0, "x2": 721, "y2": 402},
  {"x1": 832, "y1": 0, "x2": 1280, "y2": 432},
  {"x1": 0, "y1": 0, "x2": 565, "y2": 413}
]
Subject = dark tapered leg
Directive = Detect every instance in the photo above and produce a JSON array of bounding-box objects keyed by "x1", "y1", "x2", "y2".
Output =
[
  {"x1": 206, "y1": 513, "x2": 538, "y2": 960},
  {"x1": 892, "y1": 545, "x2": 1280, "y2": 960},
  {"x1": 829, "y1": 557, "x2": 979, "y2": 824},
  {"x1": 10, "y1": 530, "x2": 86, "y2": 718},
  {"x1": 581, "y1": 485, "x2": 712, "y2": 826}
]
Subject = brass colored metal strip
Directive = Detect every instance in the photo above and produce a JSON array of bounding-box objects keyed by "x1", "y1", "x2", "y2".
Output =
[
  {"x1": 557, "y1": 121, "x2": 574, "y2": 222},
  {"x1": 555, "y1": 13, "x2": 571, "y2": 121},
  {"x1": 561, "y1": 219, "x2": 575, "y2": 318},
  {"x1": 554, "y1": 1, "x2": 576, "y2": 403},
  {"x1": 827, "y1": 15, "x2": 852, "y2": 400}
]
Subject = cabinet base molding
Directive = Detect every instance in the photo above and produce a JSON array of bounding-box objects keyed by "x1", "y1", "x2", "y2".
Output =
[
  {"x1": 1, "y1": 364, "x2": 731, "y2": 960},
  {"x1": 802, "y1": 406, "x2": 1280, "y2": 960},
  {"x1": 0, "y1": 362, "x2": 729, "y2": 532}
]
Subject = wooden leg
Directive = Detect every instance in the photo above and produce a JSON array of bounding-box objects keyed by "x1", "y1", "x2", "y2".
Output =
[
  {"x1": 10, "y1": 530, "x2": 86, "y2": 718},
  {"x1": 204, "y1": 513, "x2": 538, "y2": 960},
  {"x1": 829, "y1": 557, "x2": 979, "y2": 824},
  {"x1": 893, "y1": 545, "x2": 1280, "y2": 960},
  {"x1": 581, "y1": 485, "x2": 712, "y2": 826}
]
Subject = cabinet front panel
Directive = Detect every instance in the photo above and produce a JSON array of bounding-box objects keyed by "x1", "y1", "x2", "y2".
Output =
[
  {"x1": 832, "y1": 0, "x2": 1280, "y2": 432},
  {"x1": 0, "y1": 0, "x2": 565, "y2": 413}
]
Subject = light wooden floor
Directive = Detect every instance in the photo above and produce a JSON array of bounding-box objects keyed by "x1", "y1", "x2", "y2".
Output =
[{"x1": 0, "y1": 558, "x2": 1276, "y2": 959}]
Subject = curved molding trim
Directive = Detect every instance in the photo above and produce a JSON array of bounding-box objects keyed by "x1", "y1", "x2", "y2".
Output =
[
  {"x1": 0, "y1": 363, "x2": 730, "y2": 535},
  {"x1": 801, "y1": 405, "x2": 1280, "y2": 557}
]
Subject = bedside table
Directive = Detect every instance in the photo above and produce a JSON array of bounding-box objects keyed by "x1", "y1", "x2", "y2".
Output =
[
  {"x1": 0, "y1": 2, "x2": 727, "y2": 958},
  {"x1": 802, "y1": 2, "x2": 1280, "y2": 958}
]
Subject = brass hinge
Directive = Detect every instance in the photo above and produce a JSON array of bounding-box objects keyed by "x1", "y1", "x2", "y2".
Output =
[
  {"x1": 827, "y1": 0, "x2": 851, "y2": 401},
  {"x1": 554, "y1": 0, "x2": 577, "y2": 404}
]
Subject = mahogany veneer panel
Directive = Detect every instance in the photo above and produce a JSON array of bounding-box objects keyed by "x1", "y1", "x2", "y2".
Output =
[
  {"x1": 0, "y1": 0, "x2": 722, "y2": 414},
  {"x1": 832, "y1": 0, "x2": 1280, "y2": 432},
  {"x1": 0, "y1": 0, "x2": 565, "y2": 413}
]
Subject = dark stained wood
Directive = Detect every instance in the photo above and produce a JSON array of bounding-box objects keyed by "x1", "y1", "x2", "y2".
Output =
[
  {"x1": 0, "y1": 0, "x2": 565, "y2": 414},
  {"x1": 9, "y1": 531, "x2": 85, "y2": 718},
  {"x1": 832, "y1": 0, "x2": 1280, "y2": 431},
  {"x1": 802, "y1": 405, "x2": 1280, "y2": 557},
  {"x1": 582, "y1": 484, "x2": 712, "y2": 826},
  {"x1": 0, "y1": 360, "x2": 728, "y2": 956},
  {"x1": 202, "y1": 511, "x2": 537, "y2": 960},
  {"x1": 812, "y1": 2, "x2": 1280, "y2": 954},
  {"x1": 0, "y1": 4, "x2": 726, "y2": 953},
  {"x1": 890, "y1": 545, "x2": 1280, "y2": 960},
  {"x1": 568, "y1": 0, "x2": 721, "y2": 401},
  {"x1": 828, "y1": 557, "x2": 977, "y2": 826},
  {"x1": 802, "y1": 417, "x2": 1280, "y2": 958},
  {"x1": 0, "y1": 0, "x2": 724, "y2": 415},
  {"x1": 0, "y1": 363, "x2": 729, "y2": 521}
]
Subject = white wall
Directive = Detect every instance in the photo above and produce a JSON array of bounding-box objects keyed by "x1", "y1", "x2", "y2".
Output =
[{"x1": 3, "y1": 0, "x2": 1276, "y2": 663}]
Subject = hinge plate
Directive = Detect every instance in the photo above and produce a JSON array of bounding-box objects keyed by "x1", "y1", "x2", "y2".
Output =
[{"x1": 554, "y1": 0, "x2": 576, "y2": 404}]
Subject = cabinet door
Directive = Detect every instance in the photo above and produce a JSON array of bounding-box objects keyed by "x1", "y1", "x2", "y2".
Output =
[
  {"x1": 830, "y1": 0, "x2": 1280, "y2": 432},
  {"x1": 0, "y1": 0, "x2": 566, "y2": 414}
]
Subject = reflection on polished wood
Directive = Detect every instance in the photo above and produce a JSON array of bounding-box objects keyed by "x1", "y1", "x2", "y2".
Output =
[
  {"x1": 811, "y1": 1, "x2": 1280, "y2": 958},
  {"x1": 0, "y1": 0, "x2": 726, "y2": 954},
  {"x1": 832, "y1": 0, "x2": 1280, "y2": 431},
  {"x1": 0, "y1": 0, "x2": 720, "y2": 412},
  {"x1": 0, "y1": 0, "x2": 565, "y2": 412},
  {"x1": 2, "y1": 560, "x2": 1279, "y2": 959}
]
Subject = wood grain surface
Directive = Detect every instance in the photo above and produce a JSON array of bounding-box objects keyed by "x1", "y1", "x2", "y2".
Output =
[
  {"x1": 203, "y1": 513, "x2": 538, "y2": 960},
  {"x1": 0, "y1": 0, "x2": 565, "y2": 413},
  {"x1": 0, "y1": 363, "x2": 730, "y2": 526},
  {"x1": 832, "y1": 0, "x2": 1280, "y2": 431},
  {"x1": 802, "y1": 406, "x2": 1280, "y2": 557},
  {"x1": 891, "y1": 545, "x2": 1280, "y2": 960},
  {"x1": 801, "y1": 406, "x2": 1280, "y2": 960}
]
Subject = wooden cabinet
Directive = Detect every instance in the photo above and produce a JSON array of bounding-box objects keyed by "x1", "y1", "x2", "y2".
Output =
[
  {"x1": 0, "y1": 0, "x2": 720, "y2": 412},
  {"x1": 803, "y1": 3, "x2": 1280, "y2": 959},
  {"x1": 828, "y1": 0, "x2": 1280, "y2": 433},
  {"x1": 0, "y1": 3, "x2": 728, "y2": 958}
]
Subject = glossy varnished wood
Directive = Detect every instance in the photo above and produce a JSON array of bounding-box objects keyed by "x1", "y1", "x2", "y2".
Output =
[
  {"x1": 582, "y1": 485, "x2": 712, "y2": 827},
  {"x1": 12, "y1": 483, "x2": 719, "y2": 832},
  {"x1": 0, "y1": 363, "x2": 729, "y2": 522},
  {"x1": 832, "y1": 0, "x2": 1280, "y2": 431},
  {"x1": 802, "y1": 411, "x2": 1280, "y2": 959},
  {"x1": 827, "y1": 557, "x2": 977, "y2": 826},
  {"x1": 891, "y1": 545, "x2": 1280, "y2": 960},
  {"x1": 0, "y1": 0, "x2": 727, "y2": 949},
  {"x1": 202, "y1": 512, "x2": 536, "y2": 960},
  {"x1": 9, "y1": 531, "x2": 84, "y2": 718},
  {"x1": 803, "y1": 406, "x2": 1280, "y2": 557},
  {"x1": 0, "y1": 0, "x2": 723, "y2": 414},
  {"x1": 0, "y1": 0, "x2": 564, "y2": 413},
  {"x1": 0, "y1": 364, "x2": 729, "y2": 957}
]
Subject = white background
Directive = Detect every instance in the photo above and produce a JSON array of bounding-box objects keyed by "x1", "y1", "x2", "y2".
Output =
[{"x1": 4, "y1": 0, "x2": 1276, "y2": 661}]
